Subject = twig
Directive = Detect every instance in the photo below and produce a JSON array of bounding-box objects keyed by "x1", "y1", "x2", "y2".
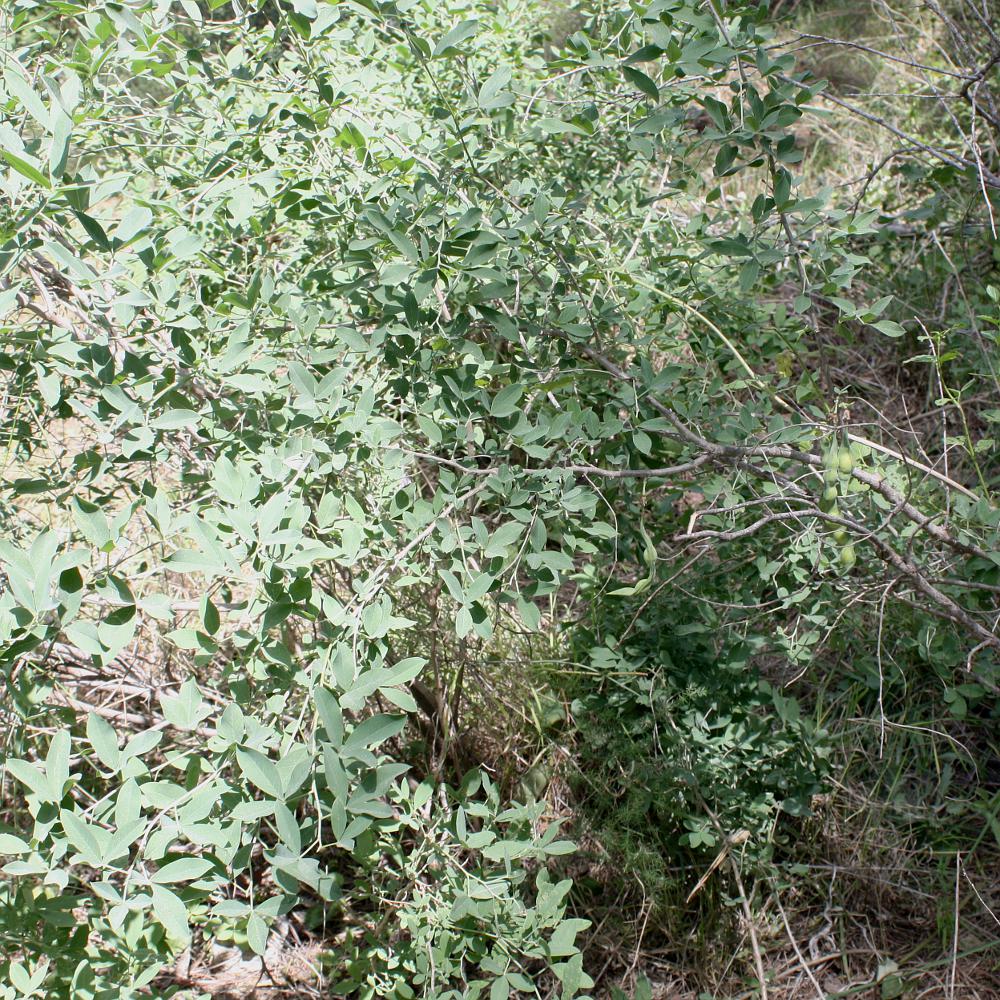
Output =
[
  {"x1": 807, "y1": 85, "x2": 1000, "y2": 189},
  {"x1": 773, "y1": 891, "x2": 826, "y2": 1000},
  {"x1": 729, "y1": 856, "x2": 769, "y2": 1000},
  {"x1": 789, "y1": 33, "x2": 976, "y2": 80},
  {"x1": 960, "y1": 47, "x2": 1000, "y2": 99},
  {"x1": 686, "y1": 829, "x2": 750, "y2": 903},
  {"x1": 401, "y1": 449, "x2": 713, "y2": 480},
  {"x1": 950, "y1": 852, "x2": 961, "y2": 1000}
]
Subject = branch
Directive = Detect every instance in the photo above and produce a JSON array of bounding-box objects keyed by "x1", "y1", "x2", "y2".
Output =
[
  {"x1": 402, "y1": 449, "x2": 713, "y2": 480},
  {"x1": 563, "y1": 338, "x2": 998, "y2": 649},
  {"x1": 960, "y1": 47, "x2": 1000, "y2": 99},
  {"x1": 807, "y1": 85, "x2": 1000, "y2": 189}
]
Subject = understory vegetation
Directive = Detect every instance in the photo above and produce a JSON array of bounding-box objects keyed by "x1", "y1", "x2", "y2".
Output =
[{"x1": 0, "y1": 0, "x2": 998, "y2": 996}]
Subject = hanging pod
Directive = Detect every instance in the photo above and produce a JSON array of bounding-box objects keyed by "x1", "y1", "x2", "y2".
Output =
[{"x1": 839, "y1": 543, "x2": 856, "y2": 570}]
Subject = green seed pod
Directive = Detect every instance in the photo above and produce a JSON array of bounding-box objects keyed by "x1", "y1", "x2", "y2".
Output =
[
  {"x1": 833, "y1": 527, "x2": 848, "y2": 544},
  {"x1": 824, "y1": 468, "x2": 839, "y2": 486},
  {"x1": 838, "y1": 447, "x2": 854, "y2": 475},
  {"x1": 839, "y1": 543, "x2": 856, "y2": 570},
  {"x1": 824, "y1": 445, "x2": 839, "y2": 473},
  {"x1": 640, "y1": 524, "x2": 657, "y2": 567},
  {"x1": 820, "y1": 490, "x2": 839, "y2": 515},
  {"x1": 823, "y1": 485, "x2": 839, "y2": 503}
]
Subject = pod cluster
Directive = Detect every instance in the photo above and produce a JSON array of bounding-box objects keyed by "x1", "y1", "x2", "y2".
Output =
[{"x1": 821, "y1": 440, "x2": 856, "y2": 570}]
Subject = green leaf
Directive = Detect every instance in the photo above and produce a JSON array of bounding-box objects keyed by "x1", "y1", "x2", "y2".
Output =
[
  {"x1": 624, "y1": 44, "x2": 664, "y2": 65},
  {"x1": 534, "y1": 118, "x2": 589, "y2": 136},
  {"x1": 160, "y1": 678, "x2": 211, "y2": 730},
  {"x1": 276, "y1": 745, "x2": 312, "y2": 798},
  {"x1": 485, "y1": 521, "x2": 525, "y2": 556},
  {"x1": 49, "y1": 108, "x2": 72, "y2": 178},
  {"x1": 165, "y1": 226, "x2": 203, "y2": 260},
  {"x1": 151, "y1": 409, "x2": 199, "y2": 430},
  {"x1": 87, "y1": 713, "x2": 121, "y2": 772},
  {"x1": 236, "y1": 747, "x2": 283, "y2": 798},
  {"x1": 5, "y1": 759, "x2": 51, "y2": 801},
  {"x1": 383, "y1": 656, "x2": 425, "y2": 688},
  {"x1": 152, "y1": 857, "x2": 214, "y2": 883},
  {"x1": 491, "y1": 384, "x2": 524, "y2": 418},
  {"x1": 246, "y1": 912, "x2": 269, "y2": 955},
  {"x1": 73, "y1": 210, "x2": 111, "y2": 251},
  {"x1": 344, "y1": 714, "x2": 405, "y2": 753},
  {"x1": 315, "y1": 687, "x2": 344, "y2": 746},
  {"x1": 433, "y1": 19, "x2": 479, "y2": 57},
  {"x1": 46, "y1": 730, "x2": 71, "y2": 802},
  {"x1": 479, "y1": 65, "x2": 512, "y2": 106},
  {"x1": 387, "y1": 228, "x2": 420, "y2": 264},
  {"x1": 115, "y1": 778, "x2": 142, "y2": 828},
  {"x1": 0, "y1": 833, "x2": 31, "y2": 854},
  {"x1": 200, "y1": 594, "x2": 220, "y2": 635},
  {"x1": 873, "y1": 319, "x2": 905, "y2": 338},
  {"x1": 554, "y1": 952, "x2": 592, "y2": 997},
  {"x1": 4, "y1": 68, "x2": 48, "y2": 125},
  {"x1": 548, "y1": 917, "x2": 591, "y2": 957},
  {"x1": 151, "y1": 884, "x2": 190, "y2": 942},
  {"x1": 0, "y1": 148, "x2": 52, "y2": 188},
  {"x1": 623, "y1": 66, "x2": 659, "y2": 101},
  {"x1": 114, "y1": 205, "x2": 153, "y2": 243},
  {"x1": 71, "y1": 497, "x2": 112, "y2": 549},
  {"x1": 98, "y1": 604, "x2": 137, "y2": 661},
  {"x1": 60, "y1": 808, "x2": 102, "y2": 860}
]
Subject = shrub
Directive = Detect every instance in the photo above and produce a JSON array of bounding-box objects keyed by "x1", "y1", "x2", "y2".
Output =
[{"x1": 564, "y1": 603, "x2": 829, "y2": 881}]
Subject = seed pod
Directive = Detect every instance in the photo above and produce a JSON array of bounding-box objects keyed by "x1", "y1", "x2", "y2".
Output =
[
  {"x1": 824, "y1": 445, "x2": 839, "y2": 473},
  {"x1": 838, "y1": 447, "x2": 854, "y2": 475},
  {"x1": 839, "y1": 543, "x2": 856, "y2": 570},
  {"x1": 824, "y1": 468, "x2": 839, "y2": 486},
  {"x1": 823, "y1": 485, "x2": 838, "y2": 503},
  {"x1": 833, "y1": 527, "x2": 847, "y2": 544},
  {"x1": 640, "y1": 524, "x2": 657, "y2": 567}
]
